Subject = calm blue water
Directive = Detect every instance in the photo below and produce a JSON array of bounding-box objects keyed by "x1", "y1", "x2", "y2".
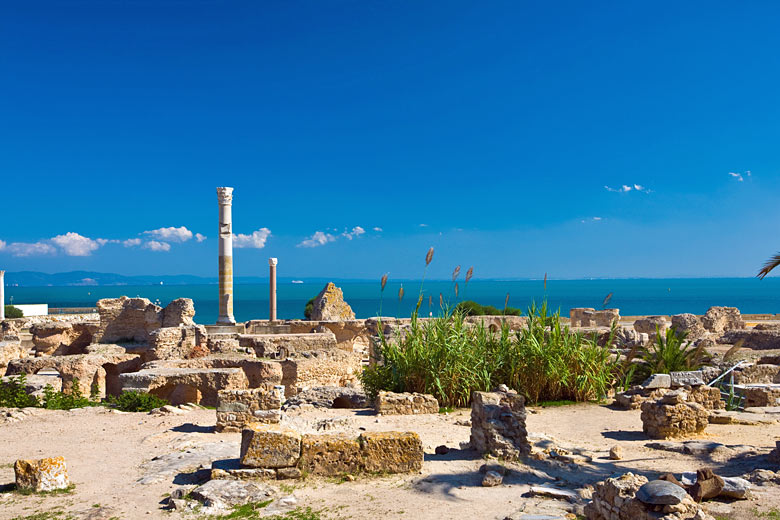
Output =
[{"x1": 6, "y1": 278, "x2": 780, "y2": 323}]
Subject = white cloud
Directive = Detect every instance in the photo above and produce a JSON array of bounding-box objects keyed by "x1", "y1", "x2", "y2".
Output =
[
  {"x1": 143, "y1": 226, "x2": 193, "y2": 243},
  {"x1": 373, "y1": 227, "x2": 383, "y2": 232},
  {"x1": 604, "y1": 184, "x2": 651, "y2": 193},
  {"x1": 233, "y1": 228, "x2": 271, "y2": 249},
  {"x1": 419, "y1": 223, "x2": 429, "y2": 227},
  {"x1": 297, "y1": 231, "x2": 337, "y2": 248},
  {"x1": 195, "y1": 233, "x2": 207, "y2": 242},
  {"x1": 51, "y1": 232, "x2": 101, "y2": 256},
  {"x1": 0, "y1": 240, "x2": 5, "y2": 250},
  {"x1": 144, "y1": 240, "x2": 171, "y2": 252},
  {"x1": 123, "y1": 238, "x2": 142, "y2": 247},
  {"x1": 728, "y1": 171, "x2": 750, "y2": 182},
  {"x1": 342, "y1": 226, "x2": 365, "y2": 240},
  {"x1": 581, "y1": 216, "x2": 604, "y2": 223},
  {"x1": 6, "y1": 242, "x2": 57, "y2": 257}
]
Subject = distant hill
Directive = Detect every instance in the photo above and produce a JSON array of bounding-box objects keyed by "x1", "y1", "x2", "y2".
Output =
[{"x1": 2, "y1": 271, "x2": 343, "y2": 287}]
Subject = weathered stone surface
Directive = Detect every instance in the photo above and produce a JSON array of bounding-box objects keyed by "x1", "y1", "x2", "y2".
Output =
[
  {"x1": 282, "y1": 386, "x2": 367, "y2": 409},
  {"x1": 142, "y1": 356, "x2": 282, "y2": 389},
  {"x1": 609, "y1": 446, "x2": 622, "y2": 460},
  {"x1": 641, "y1": 374, "x2": 671, "y2": 389},
  {"x1": 360, "y1": 431, "x2": 423, "y2": 473},
  {"x1": 93, "y1": 296, "x2": 197, "y2": 344},
  {"x1": 734, "y1": 364, "x2": 780, "y2": 385},
  {"x1": 617, "y1": 385, "x2": 723, "y2": 411},
  {"x1": 470, "y1": 390, "x2": 529, "y2": 459},
  {"x1": 585, "y1": 472, "x2": 715, "y2": 520},
  {"x1": 14, "y1": 457, "x2": 70, "y2": 492},
  {"x1": 634, "y1": 316, "x2": 667, "y2": 336},
  {"x1": 238, "y1": 332, "x2": 338, "y2": 359},
  {"x1": 640, "y1": 392, "x2": 709, "y2": 439},
  {"x1": 742, "y1": 385, "x2": 780, "y2": 407},
  {"x1": 1, "y1": 319, "x2": 23, "y2": 340},
  {"x1": 701, "y1": 306, "x2": 744, "y2": 334},
  {"x1": 671, "y1": 314, "x2": 706, "y2": 341},
  {"x1": 0, "y1": 338, "x2": 27, "y2": 376},
  {"x1": 636, "y1": 480, "x2": 688, "y2": 505},
  {"x1": 309, "y1": 283, "x2": 355, "y2": 321},
  {"x1": 216, "y1": 386, "x2": 284, "y2": 432},
  {"x1": 146, "y1": 325, "x2": 208, "y2": 361},
  {"x1": 720, "y1": 329, "x2": 780, "y2": 350},
  {"x1": 119, "y1": 367, "x2": 248, "y2": 406},
  {"x1": 375, "y1": 391, "x2": 439, "y2": 415},
  {"x1": 189, "y1": 479, "x2": 275, "y2": 511},
  {"x1": 30, "y1": 322, "x2": 97, "y2": 356},
  {"x1": 280, "y1": 350, "x2": 361, "y2": 396},
  {"x1": 298, "y1": 434, "x2": 362, "y2": 476},
  {"x1": 482, "y1": 470, "x2": 503, "y2": 487},
  {"x1": 570, "y1": 308, "x2": 619, "y2": 328},
  {"x1": 670, "y1": 371, "x2": 705, "y2": 388},
  {"x1": 240, "y1": 423, "x2": 302, "y2": 469}
]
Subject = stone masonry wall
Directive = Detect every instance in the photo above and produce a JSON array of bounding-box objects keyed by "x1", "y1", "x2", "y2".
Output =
[{"x1": 216, "y1": 386, "x2": 284, "y2": 432}]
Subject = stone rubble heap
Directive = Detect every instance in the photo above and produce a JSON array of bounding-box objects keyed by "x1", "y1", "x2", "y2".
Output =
[
  {"x1": 640, "y1": 391, "x2": 710, "y2": 439},
  {"x1": 470, "y1": 389, "x2": 529, "y2": 460}
]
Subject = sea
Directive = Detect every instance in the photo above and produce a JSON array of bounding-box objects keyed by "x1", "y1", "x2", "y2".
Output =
[{"x1": 6, "y1": 278, "x2": 780, "y2": 323}]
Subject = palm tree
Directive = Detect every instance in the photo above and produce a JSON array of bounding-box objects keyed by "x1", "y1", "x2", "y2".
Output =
[{"x1": 758, "y1": 253, "x2": 780, "y2": 279}]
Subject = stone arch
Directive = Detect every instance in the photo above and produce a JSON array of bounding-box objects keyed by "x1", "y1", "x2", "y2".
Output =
[{"x1": 150, "y1": 383, "x2": 202, "y2": 406}]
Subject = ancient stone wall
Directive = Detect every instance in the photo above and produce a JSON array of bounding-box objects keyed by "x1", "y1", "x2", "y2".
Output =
[
  {"x1": 375, "y1": 391, "x2": 439, "y2": 415},
  {"x1": 570, "y1": 308, "x2": 620, "y2": 328},
  {"x1": 93, "y1": 297, "x2": 196, "y2": 344},
  {"x1": 237, "y1": 332, "x2": 337, "y2": 359},
  {"x1": 119, "y1": 366, "x2": 248, "y2": 406},
  {"x1": 146, "y1": 325, "x2": 208, "y2": 361},
  {"x1": 216, "y1": 386, "x2": 284, "y2": 432},
  {"x1": 470, "y1": 390, "x2": 529, "y2": 459},
  {"x1": 309, "y1": 283, "x2": 355, "y2": 321},
  {"x1": 701, "y1": 306, "x2": 744, "y2": 333},
  {"x1": 280, "y1": 350, "x2": 361, "y2": 397},
  {"x1": 671, "y1": 314, "x2": 706, "y2": 340},
  {"x1": 733, "y1": 364, "x2": 780, "y2": 384},
  {"x1": 640, "y1": 391, "x2": 709, "y2": 439}
]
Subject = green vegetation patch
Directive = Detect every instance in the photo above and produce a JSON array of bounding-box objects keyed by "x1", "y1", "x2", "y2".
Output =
[
  {"x1": 455, "y1": 300, "x2": 522, "y2": 317},
  {"x1": 4, "y1": 306, "x2": 23, "y2": 319},
  {"x1": 106, "y1": 390, "x2": 169, "y2": 412}
]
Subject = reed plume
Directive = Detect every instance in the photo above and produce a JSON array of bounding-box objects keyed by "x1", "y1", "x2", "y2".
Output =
[
  {"x1": 452, "y1": 265, "x2": 461, "y2": 282},
  {"x1": 758, "y1": 252, "x2": 780, "y2": 279},
  {"x1": 465, "y1": 266, "x2": 474, "y2": 284},
  {"x1": 543, "y1": 272, "x2": 547, "y2": 291},
  {"x1": 381, "y1": 273, "x2": 388, "y2": 291},
  {"x1": 426, "y1": 247, "x2": 434, "y2": 266},
  {"x1": 455, "y1": 282, "x2": 459, "y2": 298},
  {"x1": 398, "y1": 285, "x2": 404, "y2": 302},
  {"x1": 602, "y1": 292, "x2": 613, "y2": 309},
  {"x1": 723, "y1": 340, "x2": 744, "y2": 362}
]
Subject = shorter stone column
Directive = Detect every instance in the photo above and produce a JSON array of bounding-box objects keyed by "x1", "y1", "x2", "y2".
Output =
[{"x1": 269, "y1": 258, "x2": 277, "y2": 322}]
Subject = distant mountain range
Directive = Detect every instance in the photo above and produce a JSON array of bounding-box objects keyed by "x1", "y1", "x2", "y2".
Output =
[{"x1": 3, "y1": 271, "x2": 266, "y2": 287}]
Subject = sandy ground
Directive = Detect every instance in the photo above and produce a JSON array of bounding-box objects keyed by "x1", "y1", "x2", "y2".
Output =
[{"x1": 1, "y1": 403, "x2": 779, "y2": 520}]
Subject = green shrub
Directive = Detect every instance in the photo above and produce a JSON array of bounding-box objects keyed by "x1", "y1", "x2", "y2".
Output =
[
  {"x1": 362, "y1": 302, "x2": 616, "y2": 407},
  {"x1": 0, "y1": 374, "x2": 40, "y2": 408},
  {"x1": 107, "y1": 390, "x2": 168, "y2": 412},
  {"x1": 4, "y1": 305, "x2": 23, "y2": 319},
  {"x1": 640, "y1": 326, "x2": 706, "y2": 375},
  {"x1": 455, "y1": 300, "x2": 522, "y2": 316},
  {"x1": 41, "y1": 378, "x2": 93, "y2": 410},
  {"x1": 303, "y1": 297, "x2": 315, "y2": 319}
]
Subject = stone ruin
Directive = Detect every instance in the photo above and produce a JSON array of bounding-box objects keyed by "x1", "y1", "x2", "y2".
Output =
[
  {"x1": 470, "y1": 389, "x2": 529, "y2": 459},
  {"x1": 216, "y1": 387, "x2": 285, "y2": 432},
  {"x1": 585, "y1": 473, "x2": 715, "y2": 520},
  {"x1": 640, "y1": 390, "x2": 710, "y2": 439},
  {"x1": 209, "y1": 422, "x2": 423, "y2": 480},
  {"x1": 569, "y1": 308, "x2": 620, "y2": 328},
  {"x1": 308, "y1": 282, "x2": 355, "y2": 321},
  {"x1": 375, "y1": 391, "x2": 439, "y2": 415},
  {"x1": 616, "y1": 371, "x2": 724, "y2": 411}
]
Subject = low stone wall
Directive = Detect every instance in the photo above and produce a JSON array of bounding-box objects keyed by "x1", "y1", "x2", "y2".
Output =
[
  {"x1": 570, "y1": 308, "x2": 620, "y2": 328},
  {"x1": 146, "y1": 325, "x2": 208, "y2": 361},
  {"x1": 119, "y1": 367, "x2": 248, "y2": 406},
  {"x1": 237, "y1": 333, "x2": 337, "y2": 359},
  {"x1": 734, "y1": 364, "x2": 780, "y2": 384},
  {"x1": 616, "y1": 385, "x2": 724, "y2": 411},
  {"x1": 470, "y1": 390, "x2": 529, "y2": 459},
  {"x1": 742, "y1": 385, "x2": 780, "y2": 407},
  {"x1": 280, "y1": 350, "x2": 361, "y2": 397},
  {"x1": 216, "y1": 387, "x2": 284, "y2": 432},
  {"x1": 720, "y1": 329, "x2": 780, "y2": 350},
  {"x1": 640, "y1": 391, "x2": 709, "y2": 439},
  {"x1": 375, "y1": 391, "x2": 439, "y2": 415},
  {"x1": 237, "y1": 423, "x2": 423, "y2": 478},
  {"x1": 585, "y1": 473, "x2": 715, "y2": 520},
  {"x1": 142, "y1": 357, "x2": 283, "y2": 388}
]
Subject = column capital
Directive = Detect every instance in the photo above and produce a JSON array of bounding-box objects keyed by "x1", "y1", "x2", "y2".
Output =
[
  {"x1": 268, "y1": 258, "x2": 278, "y2": 266},
  {"x1": 216, "y1": 186, "x2": 234, "y2": 205}
]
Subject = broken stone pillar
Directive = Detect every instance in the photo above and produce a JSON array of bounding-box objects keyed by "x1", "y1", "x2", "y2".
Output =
[
  {"x1": 269, "y1": 258, "x2": 277, "y2": 322},
  {"x1": 217, "y1": 187, "x2": 236, "y2": 324},
  {"x1": 0, "y1": 270, "x2": 5, "y2": 320}
]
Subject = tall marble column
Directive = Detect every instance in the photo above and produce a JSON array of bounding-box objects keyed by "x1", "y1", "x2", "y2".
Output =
[
  {"x1": 217, "y1": 187, "x2": 236, "y2": 324},
  {"x1": 269, "y1": 258, "x2": 277, "y2": 322},
  {"x1": 0, "y1": 270, "x2": 5, "y2": 321}
]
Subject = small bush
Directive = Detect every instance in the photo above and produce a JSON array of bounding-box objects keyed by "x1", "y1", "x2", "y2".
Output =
[
  {"x1": 640, "y1": 326, "x2": 706, "y2": 375},
  {"x1": 455, "y1": 300, "x2": 522, "y2": 316},
  {"x1": 41, "y1": 378, "x2": 93, "y2": 410},
  {"x1": 303, "y1": 297, "x2": 316, "y2": 319},
  {"x1": 4, "y1": 305, "x2": 23, "y2": 319},
  {"x1": 0, "y1": 374, "x2": 39, "y2": 408},
  {"x1": 107, "y1": 391, "x2": 168, "y2": 412}
]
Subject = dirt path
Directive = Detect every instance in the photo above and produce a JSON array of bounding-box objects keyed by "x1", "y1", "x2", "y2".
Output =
[{"x1": 0, "y1": 404, "x2": 778, "y2": 520}]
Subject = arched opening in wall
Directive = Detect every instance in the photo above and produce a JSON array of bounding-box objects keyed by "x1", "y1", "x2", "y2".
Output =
[
  {"x1": 332, "y1": 396, "x2": 354, "y2": 409},
  {"x1": 34, "y1": 367, "x2": 63, "y2": 394},
  {"x1": 103, "y1": 364, "x2": 123, "y2": 397},
  {"x1": 150, "y1": 383, "x2": 201, "y2": 406}
]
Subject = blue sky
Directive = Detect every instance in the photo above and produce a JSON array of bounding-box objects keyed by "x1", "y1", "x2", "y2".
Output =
[{"x1": 2, "y1": 1, "x2": 780, "y2": 279}]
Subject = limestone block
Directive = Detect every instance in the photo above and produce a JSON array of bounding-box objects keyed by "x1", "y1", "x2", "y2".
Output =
[
  {"x1": 641, "y1": 374, "x2": 671, "y2": 389},
  {"x1": 470, "y1": 390, "x2": 529, "y2": 459},
  {"x1": 298, "y1": 434, "x2": 362, "y2": 476},
  {"x1": 671, "y1": 314, "x2": 706, "y2": 341},
  {"x1": 309, "y1": 283, "x2": 355, "y2": 321},
  {"x1": 640, "y1": 392, "x2": 710, "y2": 439},
  {"x1": 375, "y1": 391, "x2": 439, "y2": 415},
  {"x1": 701, "y1": 306, "x2": 744, "y2": 333},
  {"x1": 240, "y1": 423, "x2": 302, "y2": 469},
  {"x1": 14, "y1": 457, "x2": 70, "y2": 492},
  {"x1": 670, "y1": 371, "x2": 705, "y2": 387},
  {"x1": 359, "y1": 431, "x2": 423, "y2": 473},
  {"x1": 216, "y1": 387, "x2": 284, "y2": 432},
  {"x1": 634, "y1": 316, "x2": 667, "y2": 335}
]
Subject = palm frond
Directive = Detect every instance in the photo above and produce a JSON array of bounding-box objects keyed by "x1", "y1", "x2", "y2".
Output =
[{"x1": 758, "y1": 252, "x2": 780, "y2": 279}]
